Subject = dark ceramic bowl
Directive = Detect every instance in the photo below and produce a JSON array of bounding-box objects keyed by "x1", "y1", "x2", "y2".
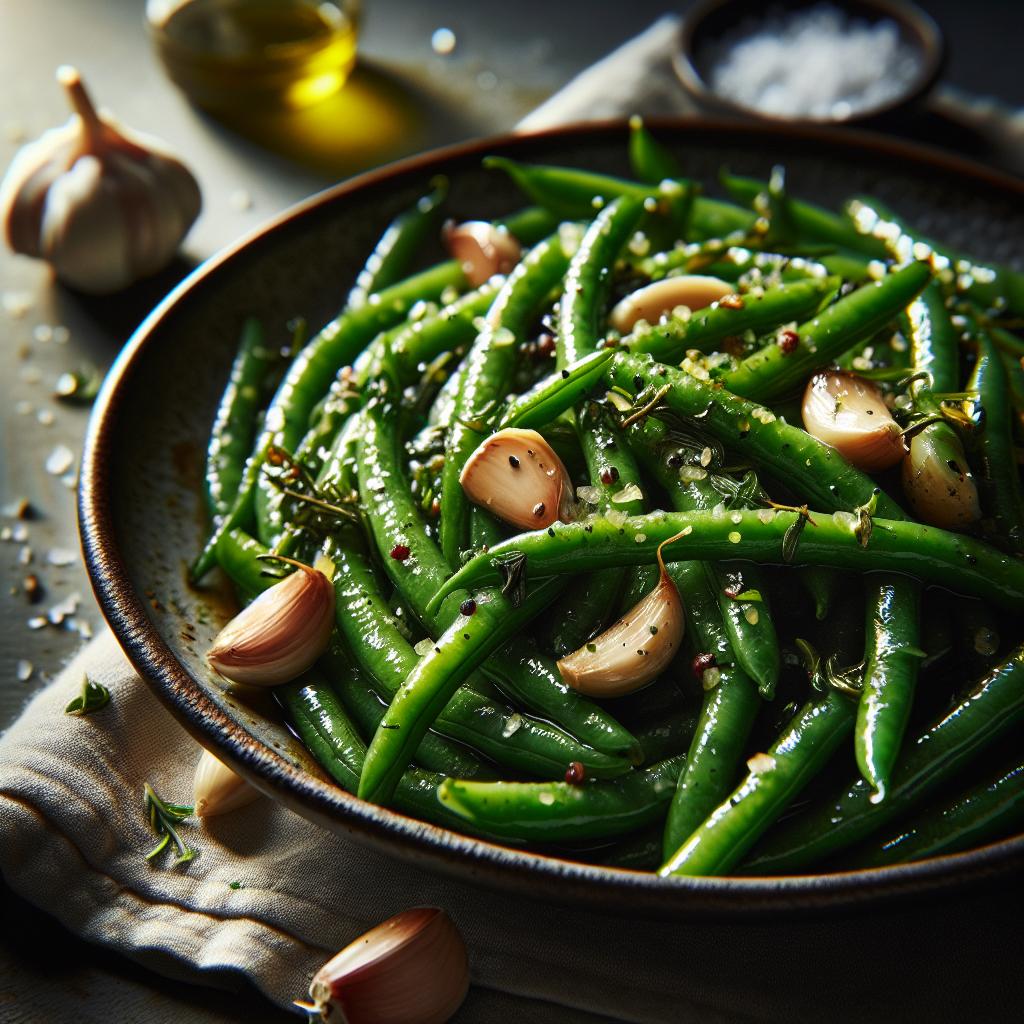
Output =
[
  {"x1": 675, "y1": 0, "x2": 945, "y2": 125},
  {"x1": 80, "y1": 119, "x2": 1024, "y2": 920}
]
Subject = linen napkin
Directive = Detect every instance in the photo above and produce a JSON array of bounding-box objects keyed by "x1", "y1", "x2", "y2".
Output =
[{"x1": 2, "y1": 16, "x2": 1022, "y2": 1024}]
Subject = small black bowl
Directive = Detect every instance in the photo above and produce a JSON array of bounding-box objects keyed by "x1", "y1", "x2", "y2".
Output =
[{"x1": 675, "y1": 0, "x2": 946, "y2": 125}]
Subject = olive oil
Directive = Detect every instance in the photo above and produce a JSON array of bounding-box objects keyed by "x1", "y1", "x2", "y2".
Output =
[{"x1": 148, "y1": 0, "x2": 359, "y2": 111}]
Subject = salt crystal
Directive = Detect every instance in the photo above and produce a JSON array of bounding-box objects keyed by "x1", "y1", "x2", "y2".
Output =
[
  {"x1": 12, "y1": 523, "x2": 29, "y2": 543},
  {"x1": 413, "y1": 637, "x2": 434, "y2": 656},
  {"x1": 747, "y1": 752, "x2": 776, "y2": 773},
  {"x1": 17, "y1": 659, "x2": 33, "y2": 682},
  {"x1": 576, "y1": 485, "x2": 601, "y2": 505},
  {"x1": 709, "y1": 5, "x2": 921, "y2": 120},
  {"x1": 611, "y1": 483, "x2": 643, "y2": 505},
  {"x1": 431, "y1": 27, "x2": 456, "y2": 55},
  {"x1": 37, "y1": 408, "x2": 55, "y2": 426},
  {"x1": 2, "y1": 291, "x2": 32, "y2": 319},
  {"x1": 45, "y1": 444, "x2": 74, "y2": 476},
  {"x1": 502, "y1": 712, "x2": 523, "y2": 738},
  {"x1": 47, "y1": 548, "x2": 77, "y2": 568},
  {"x1": 28, "y1": 617, "x2": 48, "y2": 630},
  {"x1": 19, "y1": 546, "x2": 32, "y2": 565}
]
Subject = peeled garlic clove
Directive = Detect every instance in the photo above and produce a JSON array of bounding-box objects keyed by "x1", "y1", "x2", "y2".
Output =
[
  {"x1": 557, "y1": 537, "x2": 685, "y2": 697},
  {"x1": 207, "y1": 561, "x2": 335, "y2": 686},
  {"x1": 193, "y1": 747, "x2": 260, "y2": 817},
  {"x1": 443, "y1": 220, "x2": 521, "y2": 287},
  {"x1": 309, "y1": 907, "x2": 468, "y2": 1024},
  {"x1": 0, "y1": 66, "x2": 200, "y2": 293},
  {"x1": 459, "y1": 427, "x2": 575, "y2": 530},
  {"x1": 802, "y1": 370, "x2": 905, "y2": 472},
  {"x1": 609, "y1": 275, "x2": 734, "y2": 333},
  {"x1": 902, "y1": 426, "x2": 981, "y2": 529}
]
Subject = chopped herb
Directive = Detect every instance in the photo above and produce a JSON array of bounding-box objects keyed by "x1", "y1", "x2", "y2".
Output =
[
  {"x1": 143, "y1": 783, "x2": 196, "y2": 866},
  {"x1": 54, "y1": 365, "x2": 103, "y2": 405},
  {"x1": 781, "y1": 512, "x2": 808, "y2": 563},
  {"x1": 64, "y1": 675, "x2": 110, "y2": 716},
  {"x1": 492, "y1": 550, "x2": 528, "y2": 608},
  {"x1": 229, "y1": 881, "x2": 244, "y2": 890}
]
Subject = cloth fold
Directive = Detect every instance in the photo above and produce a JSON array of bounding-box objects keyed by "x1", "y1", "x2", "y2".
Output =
[{"x1": 4, "y1": 17, "x2": 1024, "y2": 1024}]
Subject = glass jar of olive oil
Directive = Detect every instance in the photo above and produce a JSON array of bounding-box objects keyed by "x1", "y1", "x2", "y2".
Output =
[{"x1": 146, "y1": 0, "x2": 361, "y2": 111}]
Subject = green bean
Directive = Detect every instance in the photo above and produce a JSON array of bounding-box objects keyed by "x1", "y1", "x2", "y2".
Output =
[
  {"x1": 498, "y1": 349, "x2": 615, "y2": 430},
  {"x1": 205, "y1": 317, "x2": 278, "y2": 521},
  {"x1": 634, "y1": 706, "x2": 701, "y2": 764},
  {"x1": 607, "y1": 351, "x2": 905, "y2": 517},
  {"x1": 799, "y1": 567, "x2": 839, "y2": 620},
  {"x1": 437, "y1": 755, "x2": 686, "y2": 843},
  {"x1": 847, "y1": 196, "x2": 1024, "y2": 316},
  {"x1": 324, "y1": 534, "x2": 628, "y2": 780},
  {"x1": 359, "y1": 574, "x2": 569, "y2": 804},
  {"x1": 625, "y1": 277, "x2": 839, "y2": 362},
  {"x1": 742, "y1": 643, "x2": 1024, "y2": 873},
  {"x1": 855, "y1": 575, "x2": 923, "y2": 800},
  {"x1": 721, "y1": 173, "x2": 889, "y2": 260},
  {"x1": 484, "y1": 157, "x2": 752, "y2": 241},
  {"x1": 844, "y1": 758, "x2": 1024, "y2": 868},
  {"x1": 720, "y1": 261, "x2": 933, "y2": 402},
  {"x1": 905, "y1": 279, "x2": 962, "y2": 393},
  {"x1": 628, "y1": 116, "x2": 683, "y2": 184},
  {"x1": 440, "y1": 230, "x2": 578, "y2": 565},
  {"x1": 427, "y1": 507, "x2": 1024, "y2": 613},
  {"x1": 659, "y1": 689, "x2": 856, "y2": 876},
  {"x1": 966, "y1": 325, "x2": 1024, "y2": 553},
  {"x1": 358, "y1": 395, "x2": 641, "y2": 759},
  {"x1": 192, "y1": 259, "x2": 469, "y2": 580},
  {"x1": 345, "y1": 179, "x2": 448, "y2": 310}
]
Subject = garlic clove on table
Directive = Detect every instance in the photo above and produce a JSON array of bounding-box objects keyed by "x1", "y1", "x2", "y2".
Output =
[{"x1": 0, "y1": 66, "x2": 201, "y2": 293}]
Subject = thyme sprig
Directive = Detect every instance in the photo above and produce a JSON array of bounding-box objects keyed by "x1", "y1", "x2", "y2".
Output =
[
  {"x1": 262, "y1": 445, "x2": 361, "y2": 535},
  {"x1": 143, "y1": 783, "x2": 196, "y2": 865},
  {"x1": 64, "y1": 674, "x2": 110, "y2": 716}
]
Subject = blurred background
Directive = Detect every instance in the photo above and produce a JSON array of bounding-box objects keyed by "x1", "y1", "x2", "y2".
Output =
[{"x1": 2, "y1": 1, "x2": 1023, "y2": 1020}]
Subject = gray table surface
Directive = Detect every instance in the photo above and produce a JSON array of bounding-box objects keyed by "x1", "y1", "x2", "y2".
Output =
[{"x1": 1, "y1": 1, "x2": 1023, "y2": 1021}]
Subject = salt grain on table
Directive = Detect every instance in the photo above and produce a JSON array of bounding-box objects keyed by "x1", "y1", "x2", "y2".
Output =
[
  {"x1": 17, "y1": 660, "x2": 33, "y2": 682},
  {"x1": 47, "y1": 548, "x2": 77, "y2": 567},
  {"x1": 708, "y1": 4, "x2": 921, "y2": 119},
  {"x1": 45, "y1": 444, "x2": 74, "y2": 475}
]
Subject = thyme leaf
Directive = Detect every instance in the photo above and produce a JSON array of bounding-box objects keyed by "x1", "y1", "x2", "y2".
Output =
[
  {"x1": 492, "y1": 550, "x2": 528, "y2": 607},
  {"x1": 64, "y1": 675, "x2": 110, "y2": 716},
  {"x1": 143, "y1": 783, "x2": 196, "y2": 866}
]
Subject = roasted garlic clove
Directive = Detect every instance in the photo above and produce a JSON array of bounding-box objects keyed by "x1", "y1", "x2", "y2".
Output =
[
  {"x1": 308, "y1": 907, "x2": 469, "y2": 1024},
  {"x1": 0, "y1": 66, "x2": 200, "y2": 293},
  {"x1": 207, "y1": 560, "x2": 335, "y2": 686},
  {"x1": 802, "y1": 369, "x2": 905, "y2": 472},
  {"x1": 443, "y1": 220, "x2": 521, "y2": 287},
  {"x1": 459, "y1": 427, "x2": 575, "y2": 530},
  {"x1": 902, "y1": 425, "x2": 981, "y2": 529},
  {"x1": 557, "y1": 536, "x2": 685, "y2": 696},
  {"x1": 193, "y1": 748, "x2": 260, "y2": 817},
  {"x1": 609, "y1": 275, "x2": 735, "y2": 333}
]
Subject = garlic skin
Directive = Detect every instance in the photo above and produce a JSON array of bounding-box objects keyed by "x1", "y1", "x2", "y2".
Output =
[
  {"x1": 609, "y1": 275, "x2": 734, "y2": 333},
  {"x1": 207, "y1": 562, "x2": 335, "y2": 686},
  {"x1": 444, "y1": 220, "x2": 521, "y2": 287},
  {"x1": 1, "y1": 66, "x2": 200, "y2": 293},
  {"x1": 193, "y1": 748, "x2": 260, "y2": 817},
  {"x1": 902, "y1": 427, "x2": 981, "y2": 530},
  {"x1": 460, "y1": 428, "x2": 575, "y2": 530},
  {"x1": 802, "y1": 370, "x2": 905, "y2": 472},
  {"x1": 557, "y1": 540, "x2": 685, "y2": 697},
  {"x1": 310, "y1": 907, "x2": 469, "y2": 1024}
]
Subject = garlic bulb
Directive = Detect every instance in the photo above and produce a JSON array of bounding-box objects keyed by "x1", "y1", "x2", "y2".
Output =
[
  {"x1": 308, "y1": 907, "x2": 469, "y2": 1024},
  {"x1": 902, "y1": 425, "x2": 980, "y2": 529},
  {"x1": 557, "y1": 535, "x2": 685, "y2": 696},
  {"x1": 0, "y1": 66, "x2": 200, "y2": 293},
  {"x1": 207, "y1": 560, "x2": 335, "y2": 686},
  {"x1": 443, "y1": 220, "x2": 521, "y2": 287},
  {"x1": 193, "y1": 748, "x2": 260, "y2": 817},
  {"x1": 802, "y1": 370, "x2": 905, "y2": 472},
  {"x1": 609, "y1": 275, "x2": 734, "y2": 333},
  {"x1": 459, "y1": 427, "x2": 575, "y2": 530}
]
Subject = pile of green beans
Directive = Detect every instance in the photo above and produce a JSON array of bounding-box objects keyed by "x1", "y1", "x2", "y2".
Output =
[{"x1": 198, "y1": 126, "x2": 1024, "y2": 878}]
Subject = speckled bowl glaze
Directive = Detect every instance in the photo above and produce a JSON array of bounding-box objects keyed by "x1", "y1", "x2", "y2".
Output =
[{"x1": 80, "y1": 120, "x2": 1024, "y2": 919}]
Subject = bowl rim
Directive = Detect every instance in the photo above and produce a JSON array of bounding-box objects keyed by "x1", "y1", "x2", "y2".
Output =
[
  {"x1": 673, "y1": 0, "x2": 947, "y2": 125},
  {"x1": 80, "y1": 116, "x2": 1024, "y2": 919}
]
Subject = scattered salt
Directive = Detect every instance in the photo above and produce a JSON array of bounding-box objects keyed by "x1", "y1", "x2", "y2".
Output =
[
  {"x1": 747, "y1": 752, "x2": 776, "y2": 773},
  {"x1": 502, "y1": 712, "x2": 523, "y2": 738},
  {"x1": 708, "y1": 5, "x2": 921, "y2": 120},
  {"x1": 45, "y1": 445, "x2": 74, "y2": 476},
  {"x1": 611, "y1": 483, "x2": 643, "y2": 505},
  {"x1": 431, "y1": 27, "x2": 457, "y2": 56},
  {"x1": 2, "y1": 291, "x2": 32, "y2": 319},
  {"x1": 413, "y1": 637, "x2": 435, "y2": 656},
  {"x1": 17, "y1": 660, "x2": 33, "y2": 682}
]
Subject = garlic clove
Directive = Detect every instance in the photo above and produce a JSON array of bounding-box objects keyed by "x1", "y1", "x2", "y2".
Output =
[
  {"x1": 609, "y1": 275, "x2": 735, "y2": 333},
  {"x1": 207, "y1": 560, "x2": 335, "y2": 686},
  {"x1": 193, "y1": 747, "x2": 260, "y2": 817},
  {"x1": 0, "y1": 66, "x2": 200, "y2": 293},
  {"x1": 443, "y1": 220, "x2": 521, "y2": 287},
  {"x1": 557, "y1": 535, "x2": 685, "y2": 696},
  {"x1": 902, "y1": 426, "x2": 981, "y2": 530},
  {"x1": 309, "y1": 906, "x2": 469, "y2": 1024},
  {"x1": 459, "y1": 428, "x2": 575, "y2": 530},
  {"x1": 801, "y1": 370, "x2": 905, "y2": 472}
]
